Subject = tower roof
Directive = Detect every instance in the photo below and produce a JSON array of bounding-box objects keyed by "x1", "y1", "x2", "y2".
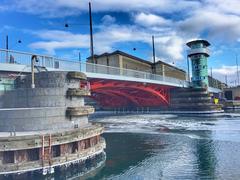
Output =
[{"x1": 186, "y1": 40, "x2": 210, "y2": 47}]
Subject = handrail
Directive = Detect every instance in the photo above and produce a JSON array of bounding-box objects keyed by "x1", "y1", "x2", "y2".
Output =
[{"x1": 0, "y1": 48, "x2": 190, "y2": 87}]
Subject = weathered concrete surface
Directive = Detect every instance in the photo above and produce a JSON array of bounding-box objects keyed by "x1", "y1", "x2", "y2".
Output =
[
  {"x1": 0, "y1": 71, "x2": 106, "y2": 176},
  {"x1": 66, "y1": 106, "x2": 95, "y2": 117},
  {"x1": 0, "y1": 125, "x2": 103, "y2": 151},
  {"x1": 170, "y1": 87, "x2": 223, "y2": 112},
  {"x1": 67, "y1": 88, "x2": 91, "y2": 97},
  {"x1": 0, "y1": 71, "x2": 93, "y2": 131},
  {"x1": 0, "y1": 107, "x2": 89, "y2": 131},
  {"x1": 0, "y1": 137, "x2": 106, "y2": 175}
]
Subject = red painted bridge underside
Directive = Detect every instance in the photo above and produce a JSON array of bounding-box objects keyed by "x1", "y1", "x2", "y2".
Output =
[{"x1": 89, "y1": 79, "x2": 173, "y2": 108}]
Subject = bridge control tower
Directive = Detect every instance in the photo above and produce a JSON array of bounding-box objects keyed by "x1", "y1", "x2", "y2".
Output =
[{"x1": 187, "y1": 40, "x2": 210, "y2": 88}]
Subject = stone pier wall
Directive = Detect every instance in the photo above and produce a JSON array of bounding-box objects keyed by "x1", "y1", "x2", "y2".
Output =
[{"x1": 0, "y1": 71, "x2": 93, "y2": 131}]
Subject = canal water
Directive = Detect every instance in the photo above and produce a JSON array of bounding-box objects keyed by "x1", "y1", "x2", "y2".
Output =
[
  {"x1": 86, "y1": 112, "x2": 240, "y2": 180},
  {"x1": 5, "y1": 112, "x2": 240, "y2": 180}
]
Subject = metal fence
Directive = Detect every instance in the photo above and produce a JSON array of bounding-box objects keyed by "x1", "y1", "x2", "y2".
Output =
[{"x1": 0, "y1": 48, "x2": 189, "y2": 87}]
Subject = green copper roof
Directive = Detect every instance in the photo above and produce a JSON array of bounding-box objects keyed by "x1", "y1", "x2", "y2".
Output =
[{"x1": 186, "y1": 40, "x2": 210, "y2": 47}]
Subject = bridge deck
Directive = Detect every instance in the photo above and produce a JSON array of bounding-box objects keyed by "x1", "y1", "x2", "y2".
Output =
[{"x1": 0, "y1": 48, "x2": 221, "y2": 93}]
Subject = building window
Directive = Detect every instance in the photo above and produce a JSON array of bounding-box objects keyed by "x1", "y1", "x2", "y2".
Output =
[
  {"x1": 90, "y1": 136, "x2": 98, "y2": 146},
  {"x1": 45, "y1": 57, "x2": 54, "y2": 68},
  {"x1": 27, "y1": 148, "x2": 39, "y2": 161},
  {"x1": 52, "y1": 145, "x2": 60, "y2": 157},
  {"x1": 54, "y1": 61, "x2": 60, "y2": 69},
  {"x1": 85, "y1": 139, "x2": 91, "y2": 149},
  {"x1": 78, "y1": 140, "x2": 85, "y2": 150},
  {"x1": 72, "y1": 142, "x2": 78, "y2": 153},
  {"x1": 3, "y1": 151, "x2": 14, "y2": 164}
]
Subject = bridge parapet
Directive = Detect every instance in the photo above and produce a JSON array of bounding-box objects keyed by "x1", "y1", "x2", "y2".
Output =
[
  {"x1": 0, "y1": 48, "x2": 221, "y2": 91},
  {"x1": 0, "y1": 49, "x2": 190, "y2": 88}
]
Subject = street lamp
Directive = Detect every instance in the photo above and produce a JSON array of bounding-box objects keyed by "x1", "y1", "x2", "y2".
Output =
[
  {"x1": 5, "y1": 35, "x2": 22, "y2": 63},
  {"x1": 78, "y1": 51, "x2": 81, "y2": 72},
  {"x1": 236, "y1": 54, "x2": 239, "y2": 86},
  {"x1": 187, "y1": 55, "x2": 190, "y2": 82},
  {"x1": 152, "y1": 35, "x2": 156, "y2": 74},
  {"x1": 64, "y1": 2, "x2": 95, "y2": 64}
]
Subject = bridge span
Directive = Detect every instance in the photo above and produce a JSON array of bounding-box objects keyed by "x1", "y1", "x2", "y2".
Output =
[{"x1": 0, "y1": 49, "x2": 222, "y2": 108}]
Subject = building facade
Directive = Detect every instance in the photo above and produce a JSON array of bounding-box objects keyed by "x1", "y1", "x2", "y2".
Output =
[
  {"x1": 224, "y1": 86, "x2": 240, "y2": 100},
  {"x1": 87, "y1": 50, "x2": 186, "y2": 80}
]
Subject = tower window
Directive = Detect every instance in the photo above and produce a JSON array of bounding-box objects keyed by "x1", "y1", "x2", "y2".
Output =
[{"x1": 195, "y1": 65, "x2": 200, "y2": 70}]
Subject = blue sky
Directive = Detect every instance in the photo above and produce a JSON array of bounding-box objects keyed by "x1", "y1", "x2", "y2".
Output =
[{"x1": 1, "y1": 0, "x2": 240, "y2": 85}]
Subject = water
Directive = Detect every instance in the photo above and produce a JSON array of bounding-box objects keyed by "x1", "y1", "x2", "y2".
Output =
[
  {"x1": 5, "y1": 112, "x2": 240, "y2": 180},
  {"x1": 86, "y1": 112, "x2": 240, "y2": 180}
]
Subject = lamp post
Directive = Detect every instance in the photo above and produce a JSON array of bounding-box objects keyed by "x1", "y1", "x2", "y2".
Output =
[
  {"x1": 89, "y1": 2, "x2": 95, "y2": 64},
  {"x1": 64, "y1": 2, "x2": 94, "y2": 64},
  {"x1": 210, "y1": 67, "x2": 213, "y2": 87},
  {"x1": 31, "y1": 55, "x2": 38, "y2": 89},
  {"x1": 236, "y1": 54, "x2": 239, "y2": 86},
  {"x1": 152, "y1": 35, "x2": 156, "y2": 74},
  {"x1": 5, "y1": 35, "x2": 22, "y2": 63},
  {"x1": 79, "y1": 51, "x2": 81, "y2": 71},
  {"x1": 225, "y1": 75, "x2": 228, "y2": 86},
  {"x1": 187, "y1": 56, "x2": 190, "y2": 82},
  {"x1": 6, "y1": 35, "x2": 8, "y2": 63}
]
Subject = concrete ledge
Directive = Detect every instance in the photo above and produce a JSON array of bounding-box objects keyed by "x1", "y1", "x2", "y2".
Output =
[
  {"x1": 171, "y1": 97, "x2": 211, "y2": 103},
  {"x1": 66, "y1": 106, "x2": 95, "y2": 117},
  {"x1": 171, "y1": 91, "x2": 210, "y2": 98},
  {"x1": 0, "y1": 125, "x2": 103, "y2": 151},
  {"x1": 67, "y1": 72, "x2": 87, "y2": 80},
  {"x1": 0, "y1": 138, "x2": 106, "y2": 175},
  {"x1": 67, "y1": 88, "x2": 91, "y2": 97},
  {"x1": 224, "y1": 100, "x2": 240, "y2": 109},
  {"x1": 158, "y1": 110, "x2": 224, "y2": 114},
  {"x1": 224, "y1": 100, "x2": 240, "y2": 106},
  {"x1": 171, "y1": 103, "x2": 222, "y2": 107}
]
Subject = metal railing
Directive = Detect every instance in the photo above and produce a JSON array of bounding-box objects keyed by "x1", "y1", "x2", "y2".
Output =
[
  {"x1": 187, "y1": 47, "x2": 210, "y2": 56},
  {"x1": 0, "y1": 48, "x2": 189, "y2": 87}
]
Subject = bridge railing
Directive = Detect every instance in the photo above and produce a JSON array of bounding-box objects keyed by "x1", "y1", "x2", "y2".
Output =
[
  {"x1": 0, "y1": 48, "x2": 189, "y2": 87},
  {"x1": 85, "y1": 62, "x2": 189, "y2": 86}
]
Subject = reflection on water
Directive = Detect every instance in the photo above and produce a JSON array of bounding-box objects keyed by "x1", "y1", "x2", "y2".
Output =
[
  {"x1": 87, "y1": 113, "x2": 240, "y2": 180},
  {"x1": 4, "y1": 113, "x2": 240, "y2": 179}
]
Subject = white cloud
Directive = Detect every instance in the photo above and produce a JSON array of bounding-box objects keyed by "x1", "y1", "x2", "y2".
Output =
[
  {"x1": 101, "y1": 15, "x2": 116, "y2": 24},
  {"x1": 4, "y1": 0, "x2": 200, "y2": 17},
  {"x1": 0, "y1": 6, "x2": 7, "y2": 11},
  {"x1": 178, "y1": 11, "x2": 240, "y2": 42},
  {"x1": 30, "y1": 30, "x2": 89, "y2": 54},
  {"x1": 29, "y1": 24, "x2": 185, "y2": 61},
  {"x1": 204, "y1": 0, "x2": 240, "y2": 16},
  {"x1": 0, "y1": 25, "x2": 14, "y2": 33},
  {"x1": 5, "y1": 0, "x2": 240, "y2": 64},
  {"x1": 212, "y1": 65, "x2": 237, "y2": 75},
  {"x1": 134, "y1": 13, "x2": 172, "y2": 27},
  {"x1": 212, "y1": 65, "x2": 240, "y2": 86}
]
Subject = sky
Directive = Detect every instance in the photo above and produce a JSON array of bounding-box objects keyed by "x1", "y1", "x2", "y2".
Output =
[{"x1": 0, "y1": 0, "x2": 240, "y2": 85}]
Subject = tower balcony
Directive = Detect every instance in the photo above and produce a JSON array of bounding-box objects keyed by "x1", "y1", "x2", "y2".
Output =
[{"x1": 187, "y1": 48, "x2": 210, "y2": 57}]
